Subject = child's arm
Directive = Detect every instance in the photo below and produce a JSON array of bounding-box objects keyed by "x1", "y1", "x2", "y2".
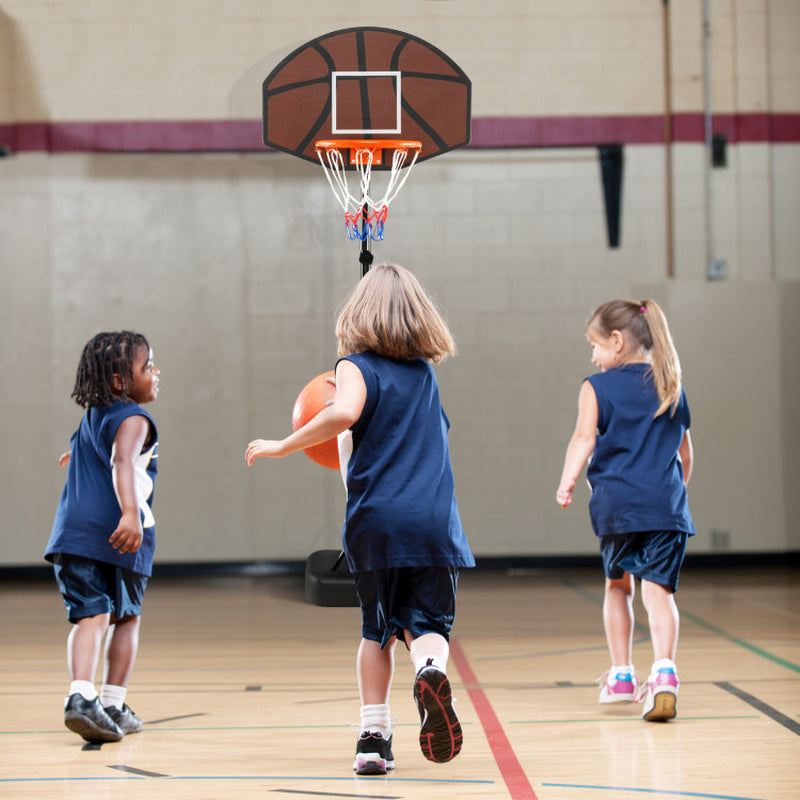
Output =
[
  {"x1": 556, "y1": 381, "x2": 598, "y2": 509},
  {"x1": 245, "y1": 360, "x2": 366, "y2": 466},
  {"x1": 678, "y1": 430, "x2": 693, "y2": 484},
  {"x1": 108, "y1": 415, "x2": 150, "y2": 554},
  {"x1": 59, "y1": 450, "x2": 71, "y2": 467}
]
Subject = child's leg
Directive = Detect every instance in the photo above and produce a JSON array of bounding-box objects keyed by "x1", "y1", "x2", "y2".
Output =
[
  {"x1": 353, "y1": 637, "x2": 396, "y2": 775},
  {"x1": 598, "y1": 573, "x2": 638, "y2": 702},
  {"x1": 640, "y1": 580, "x2": 679, "y2": 663},
  {"x1": 102, "y1": 615, "x2": 141, "y2": 688},
  {"x1": 100, "y1": 615, "x2": 145, "y2": 731},
  {"x1": 406, "y1": 631, "x2": 449, "y2": 674},
  {"x1": 407, "y1": 630, "x2": 461, "y2": 763},
  {"x1": 67, "y1": 613, "x2": 110, "y2": 684},
  {"x1": 357, "y1": 636, "x2": 396, "y2": 706},
  {"x1": 603, "y1": 572, "x2": 635, "y2": 666},
  {"x1": 639, "y1": 579, "x2": 680, "y2": 721},
  {"x1": 63, "y1": 613, "x2": 124, "y2": 743}
]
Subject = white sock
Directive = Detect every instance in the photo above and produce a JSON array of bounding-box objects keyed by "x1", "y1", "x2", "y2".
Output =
[
  {"x1": 100, "y1": 684, "x2": 127, "y2": 709},
  {"x1": 68, "y1": 680, "x2": 97, "y2": 703},
  {"x1": 360, "y1": 703, "x2": 391, "y2": 739},
  {"x1": 414, "y1": 655, "x2": 447, "y2": 674},
  {"x1": 611, "y1": 664, "x2": 634, "y2": 677},
  {"x1": 651, "y1": 658, "x2": 677, "y2": 674}
]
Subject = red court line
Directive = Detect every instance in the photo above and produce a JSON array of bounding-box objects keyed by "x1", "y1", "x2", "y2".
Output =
[{"x1": 449, "y1": 638, "x2": 538, "y2": 800}]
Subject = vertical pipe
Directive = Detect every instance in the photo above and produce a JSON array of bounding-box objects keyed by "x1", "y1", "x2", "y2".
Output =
[
  {"x1": 702, "y1": 0, "x2": 714, "y2": 273},
  {"x1": 662, "y1": 0, "x2": 674, "y2": 278}
]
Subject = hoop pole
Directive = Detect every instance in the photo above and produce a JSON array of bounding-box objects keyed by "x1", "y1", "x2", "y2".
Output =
[{"x1": 360, "y1": 183, "x2": 372, "y2": 274}]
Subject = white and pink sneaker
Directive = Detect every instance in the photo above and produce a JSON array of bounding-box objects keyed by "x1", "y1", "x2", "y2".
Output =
[
  {"x1": 597, "y1": 667, "x2": 639, "y2": 703},
  {"x1": 637, "y1": 660, "x2": 680, "y2": 721}
]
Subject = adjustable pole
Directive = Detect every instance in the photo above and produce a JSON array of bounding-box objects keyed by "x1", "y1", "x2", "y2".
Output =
[{"x1": 359, "y1": 192, "x2": 373, "y2": 275}]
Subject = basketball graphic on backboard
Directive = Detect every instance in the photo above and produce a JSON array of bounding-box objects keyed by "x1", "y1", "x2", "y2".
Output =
[{"x1": 262, "y1": 27, "x2": 471, "y2": 169}]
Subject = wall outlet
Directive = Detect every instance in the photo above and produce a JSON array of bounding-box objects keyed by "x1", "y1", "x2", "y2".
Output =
[
  {"x1": 707, "y1": 258, "x2": 727, "y2": 280},
  {"x1": 710, "y1": 529, "x2": 730, "y2": 549}
]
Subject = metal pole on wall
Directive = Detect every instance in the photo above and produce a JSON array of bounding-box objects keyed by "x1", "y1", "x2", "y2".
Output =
[
  {"x1": 662, "y1": 0, "x2": 674, "y2": 279},
  {"x1": 702, "y1": 0, "x2": 726, "y2": 280}
]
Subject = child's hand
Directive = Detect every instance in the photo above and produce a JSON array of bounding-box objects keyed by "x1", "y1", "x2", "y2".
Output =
[
  {"x1": 58, "y1": 450, "x2": 71, "y2": 468},
  {"x1": 109, "y1": 510, "x2": 143, "y2": 553},
  {"x1": 245, "y1": 439, "x2": 285, "y2": 466},
  {"x1": 556, "y1": 480, "x2": 575, "y2": 509}
]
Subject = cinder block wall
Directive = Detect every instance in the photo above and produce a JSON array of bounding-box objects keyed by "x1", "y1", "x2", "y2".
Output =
[{"x1": 1, "y1": 1, "x2": 798, "y2": 566}]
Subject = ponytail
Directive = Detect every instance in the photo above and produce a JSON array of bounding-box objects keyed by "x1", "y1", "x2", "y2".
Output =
[
  {"x1": 640, "y1": 299, "x2": 682, "y2": 417},
  {"x1": 587, "y1": 298, "x2": 682, "y2": 417}
]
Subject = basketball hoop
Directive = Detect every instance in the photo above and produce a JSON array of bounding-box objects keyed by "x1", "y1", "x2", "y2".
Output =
[{"x1": 315, "y1": 139, "x2": 421, "y2": 241}]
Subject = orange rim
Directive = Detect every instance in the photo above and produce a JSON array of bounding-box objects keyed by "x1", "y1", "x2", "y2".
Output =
[{"x1": 315, "y1": 139, "x2": 421, "y2": 166}]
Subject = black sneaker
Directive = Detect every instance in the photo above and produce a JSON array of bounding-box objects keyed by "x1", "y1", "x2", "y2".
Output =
[
  {"x1": 352, "y1": 731, "x2": 395, "y2": 775},
  {"x1": 105, "y1": 704, "x2": 143, "y2": 734},
  {"x1": 64, "y1": 694, "x2": 124, "y2": 743},
  {"x1": 413, "y1": 663, "x2": 462, "y2": 763}
]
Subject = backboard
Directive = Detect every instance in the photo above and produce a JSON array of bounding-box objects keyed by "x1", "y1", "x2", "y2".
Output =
[{"x1": 262, "y1": 27, "x2": 471, "y2": 170}]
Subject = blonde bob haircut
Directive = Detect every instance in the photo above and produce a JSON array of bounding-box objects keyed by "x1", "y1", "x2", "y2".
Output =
[{"x1": 336, "y1": 263, "x2": 455, "y2": 363}]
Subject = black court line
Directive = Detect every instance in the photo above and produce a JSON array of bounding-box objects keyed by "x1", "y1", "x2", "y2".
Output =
[
  {"x1": 270, "y1": 790, "x2": 401, "y2": 799},
  {"x1": 145, "y1": 712, "x2": 208, "y2": 724},
  {"x1": 108, "y1": 765, "x2": 169, "y2": 778},
  {"x1": 295, "y1": 695, "x2": 361, "y2": 706},
  {"x1": 715, "y1": 681, "x2": 800, "y2": 736}
]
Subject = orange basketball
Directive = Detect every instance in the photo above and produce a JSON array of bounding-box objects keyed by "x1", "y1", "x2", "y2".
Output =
[{"x1": 291, "y1": 371, "x2": 339, "y2": 470}]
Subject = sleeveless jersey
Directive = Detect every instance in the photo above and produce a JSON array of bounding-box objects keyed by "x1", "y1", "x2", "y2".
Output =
[
  {"x1": 45, "y1": 400, "x2": 159, "y2": 576},
  {"x1": 586, "y1": 363, "x2": 694, "y2": 537},
  {"x1": 337, "y1": 352, "x2": 474, "y2": 572}
]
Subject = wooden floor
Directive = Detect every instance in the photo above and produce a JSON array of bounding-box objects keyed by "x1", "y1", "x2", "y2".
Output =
[{"x1": 2, "y1": 565, "x2": 798, "y2": 800}]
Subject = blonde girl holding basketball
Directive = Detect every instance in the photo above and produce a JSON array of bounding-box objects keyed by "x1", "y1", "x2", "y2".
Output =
[
  {"x1": 246, "y1": 264, "x2": 474, "y2": 772},
  {"x1": 556, "y1": 299, "x2": 695, "y2": 721}
]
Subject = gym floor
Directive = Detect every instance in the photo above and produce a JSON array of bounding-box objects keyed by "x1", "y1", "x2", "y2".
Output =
[{"x1": 2, "y1": 565, "x2": 798, "y2": 799}]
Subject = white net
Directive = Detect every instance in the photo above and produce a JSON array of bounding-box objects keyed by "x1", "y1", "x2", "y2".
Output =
[{"x1": 315, "y1": 141, "x2": 420, "y2": 240}]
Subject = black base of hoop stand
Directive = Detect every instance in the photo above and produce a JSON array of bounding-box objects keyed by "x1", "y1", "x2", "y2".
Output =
[{"x1": 304, "y1": 549, "x2": 359, "y2": 607}]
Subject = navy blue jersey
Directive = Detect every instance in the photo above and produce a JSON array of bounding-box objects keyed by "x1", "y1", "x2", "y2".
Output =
[
  {"x1": 45, "y1": 400, "x2": 158, "y2": 576},
  {"x1": 586, "y1": 363, "x2": 694, "y2": 537},
  {"x1": 337, "y1": 353, "x2": 474, "y2": 572}
]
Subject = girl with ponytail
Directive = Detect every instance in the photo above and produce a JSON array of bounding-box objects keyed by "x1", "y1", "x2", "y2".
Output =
[{"x1": 556, "y1": 299, "x2": 695, "y2": 722}]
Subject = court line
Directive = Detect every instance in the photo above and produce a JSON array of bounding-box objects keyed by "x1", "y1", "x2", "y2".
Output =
[
  {"x1": 715, "y1": 682, "x2": 800, "y2": 736},
  {"x1": 108, "y1": 764, "x2": 169, "y2": 777},
  {"x1": 510, "y1": 715, "x2": 757, "y2": 725},
  {"x1": 146, "y1": 712, "x2": 208, "y2": 724},
  {"x1": 270, "y1": 790, "x2": 400, "y2": 799},
  {"x1": 0, "y1": 776, "x2": 493, "y2": 786},
  {"x1": 475, "y1": 637, "x2": 649, "y2": 661},
  {"x1": 541, "y1": 783, "x2": 767, "y2": 800},
  {"x1": 682, "y1": 611, "x2": 800, "y2": 674},
  {"x1": 449, "y1": 637, "x2": 538, "y2": 800}
]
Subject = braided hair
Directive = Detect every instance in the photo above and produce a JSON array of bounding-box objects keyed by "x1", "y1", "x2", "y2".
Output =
[{"x1": 71, "y1": 331, "x2": 150, "y2": 408}]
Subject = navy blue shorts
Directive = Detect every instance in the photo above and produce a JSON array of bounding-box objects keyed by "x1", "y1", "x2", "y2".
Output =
[
  {"x1": 600, "y1": 531, "x2": 688, "y2": 592},
  {"x1": 354, "y1": 566, "x2": 459, "y2": 649},
  {"x1": 51, "y1": 553, "x2": 148, "y2": 623}
]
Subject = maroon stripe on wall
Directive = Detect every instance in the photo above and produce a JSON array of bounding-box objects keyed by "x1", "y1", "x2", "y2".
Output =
[{"x1": 1, "y1": 113, "x2": 798, "y2": 153}]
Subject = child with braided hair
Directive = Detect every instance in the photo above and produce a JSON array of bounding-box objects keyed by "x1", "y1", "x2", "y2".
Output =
[
  {"x1": 557, "y1": 299, "x2": 695, "y2": 721},
  {"x1": 45, "y1": 331, "x2": 160, "y2": 743}
]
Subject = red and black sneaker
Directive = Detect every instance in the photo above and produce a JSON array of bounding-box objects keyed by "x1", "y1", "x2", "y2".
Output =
[{"x1": 413, "y1": 661, "x2": 462, "y2": 763}]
